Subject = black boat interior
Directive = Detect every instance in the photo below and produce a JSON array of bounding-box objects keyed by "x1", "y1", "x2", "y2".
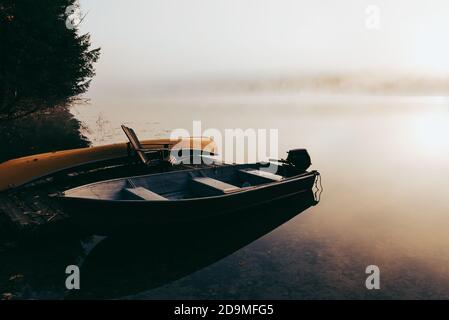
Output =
[{"x1": 65, "y1": 164, "x2": 297, "y2": 201}]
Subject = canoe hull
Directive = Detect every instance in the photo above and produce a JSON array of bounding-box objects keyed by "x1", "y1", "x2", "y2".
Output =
[
  {"x1": 59, "y1": 171, "x2": 318, "y2": 235},
  {"x1": 0, "y1": 137, "x2": 216, "y2": 191}
]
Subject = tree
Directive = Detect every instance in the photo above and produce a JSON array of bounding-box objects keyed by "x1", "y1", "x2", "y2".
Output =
[{"x1": 0, "y1": 0, "x2": 100, "y2": 120}]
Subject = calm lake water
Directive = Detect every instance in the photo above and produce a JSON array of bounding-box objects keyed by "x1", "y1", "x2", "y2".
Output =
[{"x1": 2, "y1": 93, "x2": 449, "y2": 299}]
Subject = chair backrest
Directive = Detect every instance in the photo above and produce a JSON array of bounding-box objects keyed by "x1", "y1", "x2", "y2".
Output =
[{"x1": 121, "y1": 125, "x2": 149, "y2": 165}]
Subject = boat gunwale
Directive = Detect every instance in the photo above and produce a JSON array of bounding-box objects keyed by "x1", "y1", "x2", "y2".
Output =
[{"x1": 60, "y1": 165, "x2": 319, "y2": 203}]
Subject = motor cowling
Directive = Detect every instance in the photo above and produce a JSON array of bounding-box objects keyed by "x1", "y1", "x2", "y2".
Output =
[{"x1": 286, "y1": 149, "x2": 311, "y2": 172}]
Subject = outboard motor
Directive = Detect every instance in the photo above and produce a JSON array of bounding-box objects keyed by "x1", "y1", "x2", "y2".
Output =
[{"x1": 286, "y1": 149, "x2": 311, "y2": 172}]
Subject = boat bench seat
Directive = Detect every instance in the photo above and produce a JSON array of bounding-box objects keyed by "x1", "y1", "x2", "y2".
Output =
[
  {"x1": 123, "y1": 187, "x2": 168, "y2": 201},
  {"x1": 238, "y1": 169, "x2": 284, "y2": 185},
  {"x1": 190, "y1": 177, "x2": 240, "y2": 196}
]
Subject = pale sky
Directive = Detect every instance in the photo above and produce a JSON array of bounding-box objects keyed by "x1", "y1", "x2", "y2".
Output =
[{"x1": 78, "y1": 0, "x2": 449, "y2": 91}]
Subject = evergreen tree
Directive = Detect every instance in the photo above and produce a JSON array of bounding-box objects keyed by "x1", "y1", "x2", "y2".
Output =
[{"x1": 0, "y1": 0, "x2": 100, "y2": 120}]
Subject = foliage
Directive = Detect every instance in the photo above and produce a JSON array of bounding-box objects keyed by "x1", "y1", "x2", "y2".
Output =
[{"x1": 0, "y1": 0, "x2": 100, "y2": 120}]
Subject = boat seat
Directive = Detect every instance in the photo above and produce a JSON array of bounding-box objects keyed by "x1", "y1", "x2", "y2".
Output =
[
  {"x1": 190, "y1": 177, "x2": 240, "y2": 196},
  {"x1": 123, "y1": 187, "x2": 168, "y2": 201},
  {"x1": 122, "y1": 125, "x2": 162, "y2": 165},
  {"x1": 238, "y1": 169, "x2": 284, "y2": 185}
]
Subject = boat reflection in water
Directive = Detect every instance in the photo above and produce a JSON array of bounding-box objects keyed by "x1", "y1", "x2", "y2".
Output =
[{"x1": 69, "y1": 189, "x2": 320, "y2": 299}]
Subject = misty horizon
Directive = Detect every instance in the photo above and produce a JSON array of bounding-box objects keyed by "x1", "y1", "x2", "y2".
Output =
[{"x1": 78, "y1": 0, "x2": 449, "y2": 99}]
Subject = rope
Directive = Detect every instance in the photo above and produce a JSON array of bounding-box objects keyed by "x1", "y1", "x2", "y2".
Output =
[{"x1": 313, "y1": 171, "x2": 323, "y2": 203}]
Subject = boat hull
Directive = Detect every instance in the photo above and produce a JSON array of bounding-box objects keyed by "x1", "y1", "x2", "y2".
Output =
[{"x1": 59, "y1": 171, "x2": 318, "y2": 235}]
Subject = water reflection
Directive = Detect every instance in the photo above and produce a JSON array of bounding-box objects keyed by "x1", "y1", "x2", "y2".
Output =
[
  {"x1": 69, "y1": 190, "x2": 318, "y2": 299},
  {"x1": 0, "y1": 190, "x2": 318, "y2": 299},
  {"x1": 0, "y1": 237, "x2": 91, "y2": 299}
]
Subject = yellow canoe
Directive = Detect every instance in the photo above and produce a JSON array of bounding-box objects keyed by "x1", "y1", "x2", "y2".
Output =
[{"x1": 0, "y1": 137, "x2": 216, "y2": 192}]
